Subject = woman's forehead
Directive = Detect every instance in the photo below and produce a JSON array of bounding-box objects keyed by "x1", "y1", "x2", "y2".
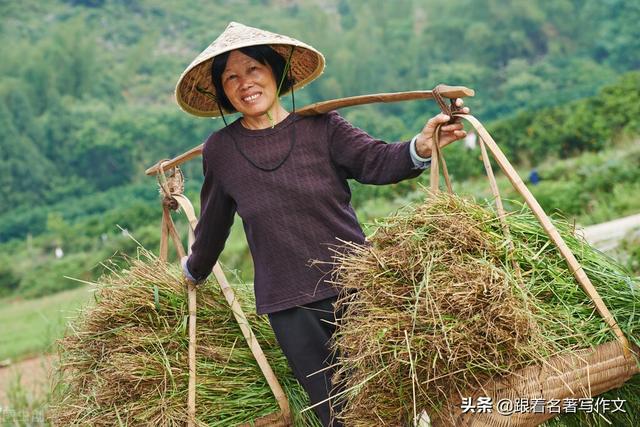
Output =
[{"x1": 223, "y1": 50, "x2": 259, "y2": 72}]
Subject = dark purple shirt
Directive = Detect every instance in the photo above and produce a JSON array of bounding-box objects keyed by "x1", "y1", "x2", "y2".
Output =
[{"x1": 187, "y1": 111, "x2": 424, "y2": 314}]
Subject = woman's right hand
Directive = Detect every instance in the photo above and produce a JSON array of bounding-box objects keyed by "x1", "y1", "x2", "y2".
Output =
[
  {"x1": 181, "y1": 255, "x2": 197, "y2": 285},
  {"x1": 415, "y1": 98, "x2": 470, "y2": 158}
]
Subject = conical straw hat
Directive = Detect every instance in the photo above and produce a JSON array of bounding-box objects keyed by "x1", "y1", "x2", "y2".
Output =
[{"x1": 175, "y1": 21, "x2": 325, "y2": 117}]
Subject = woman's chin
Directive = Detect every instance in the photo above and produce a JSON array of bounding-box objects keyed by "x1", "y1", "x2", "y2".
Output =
[{"x1": 241, "y1": 105, "x2": 272, "y2": 119}]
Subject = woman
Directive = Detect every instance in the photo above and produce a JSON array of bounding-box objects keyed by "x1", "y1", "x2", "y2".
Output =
[{"x1": 176, "y1": 22, "x2": 469, "y2": 427}]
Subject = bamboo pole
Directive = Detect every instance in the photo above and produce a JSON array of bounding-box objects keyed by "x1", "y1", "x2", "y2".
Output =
[
  {"x1": 211, "y1": 262, "x2": 292, "y2": 423},
  {"x1": 187, "y1": 281, "x2": 197, "y2": 427},
  {"x1": 457, "y1": 113, "x2": 631, "y2": 357},
  {"x1": 171, "y1": 194, "x2": 292, "y2": 425},
  {"x1": 145, "y1": 86, "x2": 475, "y2": 176}
]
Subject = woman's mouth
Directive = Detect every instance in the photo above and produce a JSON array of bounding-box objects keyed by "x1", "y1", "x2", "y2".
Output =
[{"x1": 242, "y1": 93, "x2": 261, "y2": 103}]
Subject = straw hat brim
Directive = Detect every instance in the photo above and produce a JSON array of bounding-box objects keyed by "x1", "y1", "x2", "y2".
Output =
[{"x1": 175, "y1": 22, "x2": 325, "y2": 118}]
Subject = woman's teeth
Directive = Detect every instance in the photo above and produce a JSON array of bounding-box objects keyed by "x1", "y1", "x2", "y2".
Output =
[{"x1": 243, "y1": 93, "x2": 260, "y2": 102}]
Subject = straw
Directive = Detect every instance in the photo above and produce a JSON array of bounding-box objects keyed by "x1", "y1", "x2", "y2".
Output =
[
  {"x1": 329, "y1": 191, "x2": 639, "y2": 426},
  {"x1": 49, "y1": 248, "x2": 322, "y2": 426}
]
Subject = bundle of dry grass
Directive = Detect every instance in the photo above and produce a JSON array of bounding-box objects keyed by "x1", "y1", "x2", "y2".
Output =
[
  {"x1": 49, "y1": 249, "x2": 321, "y2": 426},
  {"x1": 330, "y1": 192, "x2": 639, "y2": 426}
]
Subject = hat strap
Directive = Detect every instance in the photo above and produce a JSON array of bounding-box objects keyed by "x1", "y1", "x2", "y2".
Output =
[
  {"x1": 217, "y1": 101, "x2": 229, "y2": 127},
  {"x1": 289, "y1": 59, "x2": 296, "y2": 113},
  {"x1": 276, "y1": 46, "x2": 295, "y2": 98},
  {"x1": 290, "y1": 79, "x2": 295, "y2": 114}
]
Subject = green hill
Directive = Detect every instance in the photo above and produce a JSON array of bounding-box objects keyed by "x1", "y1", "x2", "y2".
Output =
[{"x1": 2, "y1": 0, "x2": 640, "y2": 300}]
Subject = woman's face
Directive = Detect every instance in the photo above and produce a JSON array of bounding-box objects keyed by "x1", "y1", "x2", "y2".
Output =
[{"x1": 221, "y1": 50, "x2": 279, "y2": 118}]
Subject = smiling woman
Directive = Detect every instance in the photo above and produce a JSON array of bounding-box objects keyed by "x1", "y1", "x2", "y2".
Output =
[
  {"x1": 211, "y1": 46, "x2": 293, "y2": 129},
  {"x1": 174, "y1": 21, "x2": 469, "y2": 427}
]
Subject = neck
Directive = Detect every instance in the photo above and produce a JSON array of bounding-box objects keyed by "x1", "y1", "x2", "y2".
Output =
[{"x1": 242, "y1": 105, "x2": 289, "y2": 130}]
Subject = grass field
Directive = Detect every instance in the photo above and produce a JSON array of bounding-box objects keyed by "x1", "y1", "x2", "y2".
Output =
[{"x1": 0, "y1": 286, "x2": 94, "y2": 362}]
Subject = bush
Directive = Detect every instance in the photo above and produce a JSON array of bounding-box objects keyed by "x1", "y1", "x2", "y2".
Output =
[
  {"x1": 17, "y1": 252, "x2": 105, "y2": 298},
  {"x1": 530, "y1": 180, "x2": 591, "y2": 216},
  {"x1": 0, "y1": 255, "x2": 20, "y2": 298}
]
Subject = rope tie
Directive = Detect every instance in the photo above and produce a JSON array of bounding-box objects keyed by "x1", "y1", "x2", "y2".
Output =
[
  {"x1": 432, "y1": 84, "x2": 465, "y2": 123},
  {"x1": 157, "y1": 160, "x2": 185, "y2": 210},
  {"x1": 429, "y1": 85, "x2": 458, "y2": 194},
  {"x1": 432, "y1": 85, "x2": 452, "y2": 118}
]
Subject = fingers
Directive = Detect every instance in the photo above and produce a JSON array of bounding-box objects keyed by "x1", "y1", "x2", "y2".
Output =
[
  {"x1": 454, "y1": 98, "x2": 470, "y2": 114},
  {"x1": 444, "y1": 128, "x2": 467, "y2": 138},
  {"x1": 424, "y1": 113, "x2": 451, "y2": 130},
  {"x1": 422, "y1": 112, "x2": 469, "y2": 142},
  {"x1": 417, "y1": 111, "x2": 468, "y2": 154},
  {"x1": 441, "y1": 123, "x2": 464, "y2": 132},
  {"x1": 423, "y1": 114, "x2": 467, "y2": 136},
  {"x1": 438, "y1": 128, "x2": 467, "y2": 147},
  {"x1": 437, "y1": 118, "x2": 467, "y2": 143}
]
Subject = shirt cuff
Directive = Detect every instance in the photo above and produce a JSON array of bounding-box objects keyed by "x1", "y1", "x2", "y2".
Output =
[
  {"x1": 410, "y1": 135, "x2": 431, "y2": 170},
  {"x1": 181, "y1": 256, "x2": 199, "y2": 283}
]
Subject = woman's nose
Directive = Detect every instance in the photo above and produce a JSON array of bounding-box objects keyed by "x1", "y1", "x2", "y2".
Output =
[{"x1": 238, "y1": 76, "x2": 253, "y2": 90}]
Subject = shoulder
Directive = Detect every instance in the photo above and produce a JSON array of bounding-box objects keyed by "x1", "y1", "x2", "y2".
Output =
[
  {"x1": 323, "y1": 110, "x2": 346, "y2": 126},
  {"x1": 294, "y1": 110, "x2": 350, "y2": 135},
  {"x1": 202, "y1": 120, "x2": 240, "y2": 157},
  {"x1": 294, "y1": 110, "x2": 344, "y2": 124},
  {"x1": 201, "y1": 132, "x2": 218, "y2": 162},
  {"x1": 321, "y1": 110, "x2": 365, "y2": 141}
]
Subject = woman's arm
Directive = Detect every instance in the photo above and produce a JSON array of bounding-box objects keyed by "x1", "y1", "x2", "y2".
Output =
[
  {"x1": 327, "y1": 111, "x2": 423, "y2": 184},
  {"x1": 183, "y1": 154, "x2": 236, "y2": 283},
  {"x1": 327, "y1": 99, "x2": 469, "y2": 184}
]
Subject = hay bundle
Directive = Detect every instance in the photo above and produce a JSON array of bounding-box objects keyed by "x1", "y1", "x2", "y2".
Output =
[
  {"x1": 331, "y1": 192, "x2": 640, "y2": 426},
  {"x1": 49, "y1": 249, "x2": 321, "y2": 426}
]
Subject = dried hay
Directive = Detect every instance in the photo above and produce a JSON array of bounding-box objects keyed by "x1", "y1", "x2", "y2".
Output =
[
  {"x1": 330, "y1": 192, "x2": 640, "y2": 426},
  {"x1": 48, "y1": 249, "x2": 321, "y2": 426}
]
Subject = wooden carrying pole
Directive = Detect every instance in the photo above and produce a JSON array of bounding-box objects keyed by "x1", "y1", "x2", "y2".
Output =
[
  {"x1": 157, "y1": 172, "x2": 198, "y2": 427},
  {"x1": 145, "y1": 85, "x2": 475, "y2": 176},
  {"x1": 158, "y1": 201, "x2": 197, "y2": 426}
]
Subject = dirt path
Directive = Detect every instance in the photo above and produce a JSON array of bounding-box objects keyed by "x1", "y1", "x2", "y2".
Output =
[
  {"x1": 578, "y1": 213, "x2": 640, "y2": 251},
  {"x1": 0, "y1": 354, "x2": 56, "y2": 407}
]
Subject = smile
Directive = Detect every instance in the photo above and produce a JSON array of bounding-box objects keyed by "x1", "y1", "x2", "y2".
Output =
[{"x1": 242, "y1": 93, "x2": 261, "y2": 102}]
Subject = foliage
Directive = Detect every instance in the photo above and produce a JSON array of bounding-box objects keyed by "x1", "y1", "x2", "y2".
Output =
[
  {"x1": 524, "y1": 142, "x2": 640, "y2": 223},
  {"x1": 488, "y1": 72, "x2": 640, "y2": 163},
  {"x1": 2, "y1": 0, "x2": 639, "y2": 211},
  {"x1": 0, "y1": 254, "x2": 21, "y2": 298},
  {"x1": 620, "y1": 235, "x2": 640, "y2": 276},
  {"x1": 2, "y1": 0, "x2": 640, "y2": 302}
]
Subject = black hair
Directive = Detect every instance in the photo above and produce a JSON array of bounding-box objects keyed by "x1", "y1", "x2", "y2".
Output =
[{"x1": 210, "y1": 45, "x2": 295, "y2": 113}]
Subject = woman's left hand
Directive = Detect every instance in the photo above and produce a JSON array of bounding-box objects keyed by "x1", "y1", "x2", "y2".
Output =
[{"x1": 415, "y1": 98, "x2": 470, "y2": 158}]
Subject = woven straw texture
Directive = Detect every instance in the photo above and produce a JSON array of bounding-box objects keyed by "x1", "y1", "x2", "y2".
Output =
[
  {"x1": 436, "y1": 341, "x2": 639, "y2": 426},
  {"x1": 175, "y1": 21, "x2": 325, "y2": 117}
]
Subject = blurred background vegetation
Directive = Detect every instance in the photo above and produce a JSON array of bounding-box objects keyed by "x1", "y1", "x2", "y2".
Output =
[{"x1": 1, "y1": 0, "x2": 639, "y2": 349}]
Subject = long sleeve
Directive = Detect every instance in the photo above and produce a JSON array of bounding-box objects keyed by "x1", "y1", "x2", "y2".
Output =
[
  {"x1": 327, "y1": 111, "x2": 424, "y2": 184},
  {"x1": 186, "y1": 152, "x2": 236, "y2": 282},
  {"x1": 409, "y1": 134, "x2": 432, "y2": 169}
]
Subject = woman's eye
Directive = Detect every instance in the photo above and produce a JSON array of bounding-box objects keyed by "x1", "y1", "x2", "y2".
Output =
[{"x1": 226, "y1": 75, "x2": 237, "y2": 81}]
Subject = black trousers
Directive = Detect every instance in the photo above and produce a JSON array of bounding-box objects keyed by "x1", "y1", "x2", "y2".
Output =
[{"x1": 268, "y1": 295, "x2": 344, "y2": 427}]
